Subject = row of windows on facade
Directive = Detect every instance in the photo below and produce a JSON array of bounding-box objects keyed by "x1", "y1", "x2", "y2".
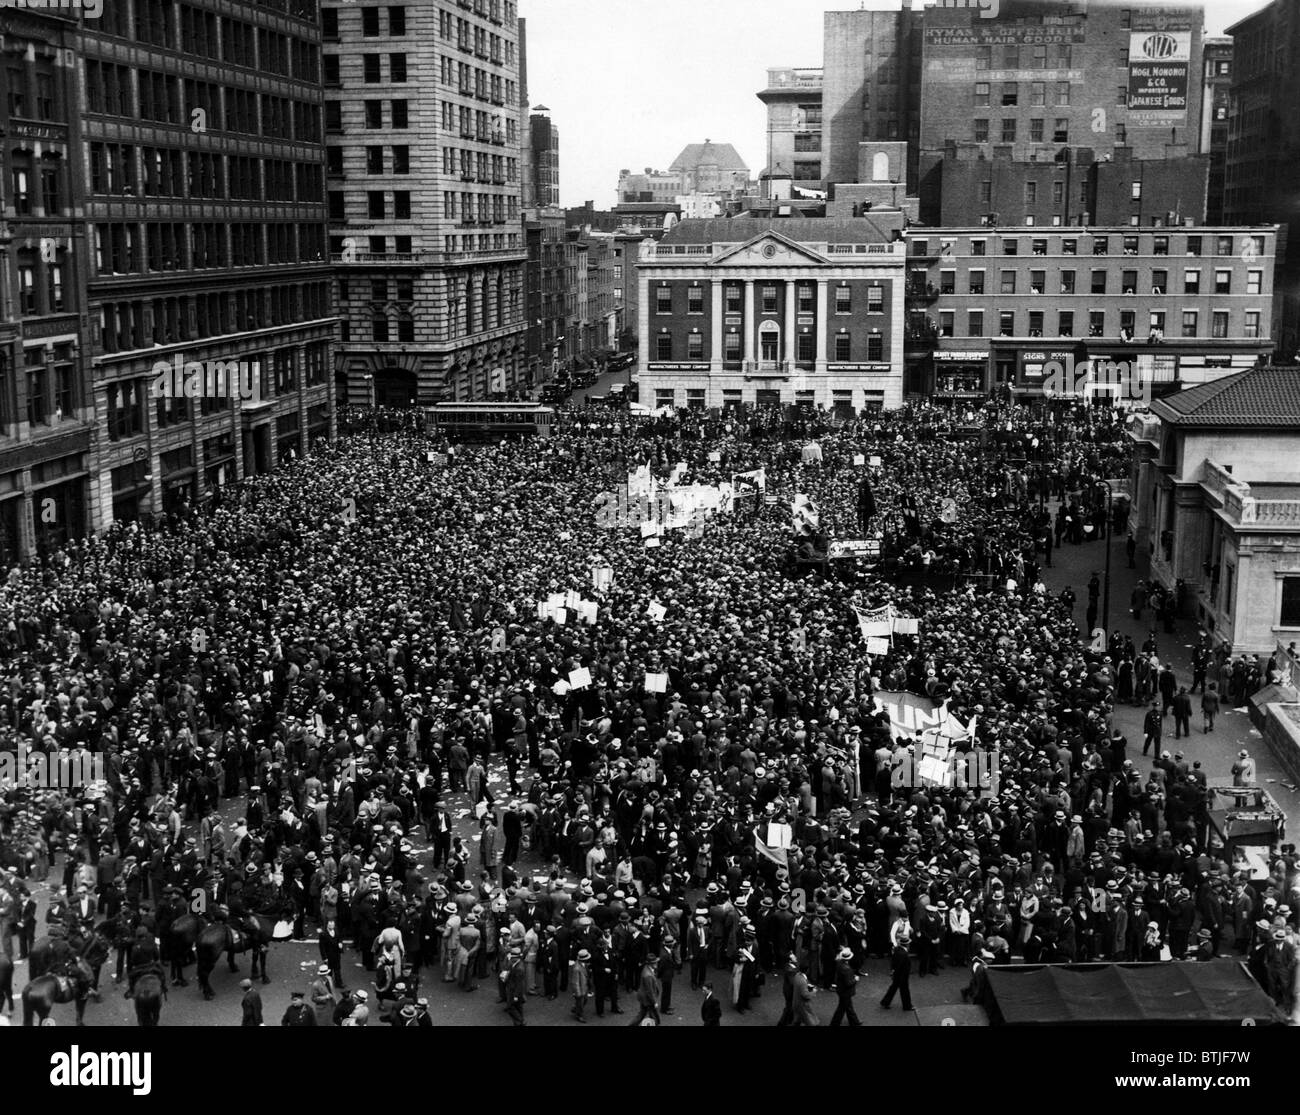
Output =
[
  {"x1": 919, "y1": 267, "x2": 1266, "y2": 297},
  {"x1": 340, "y1": 273, "x2": 519, "y2": 340},
  {"x1": 653, "y1": 332, "x2": 885, "y2": 363},
  {"x1": 90, "y1": 144, "x2": 323, "y2": 202},
  {"x1": 99, "y1": 344, "x2": 329, "y2": 442},
  {"x1": 655, "y1": 285, "x2": 886, "y2": 316},
  {"x1": 90, "y1": 2, "x2": 321, "y2": 77},
  {"x1": 435, "y1": 147, "x2": 518, "y2": 183},
  {"x1": 338, "y1": 301, "x2": 520, "y2": 344},
  {"x1": 327, "y1": 233, "x2": 522, "y2": 255},
  {"x1": 98, "y1": 283, "x2": 331, "y2": 354},
  {"x1": 923, "y1": 307, "x2": 1262, "y2": 340},
  {"x1": 94, "y1": 224, "x2": 327, "y2": 275},
  {"x1": 971, "y1": 118, "x2": 1077, "y2": 144},
  {"x1": 971, "y1": 44, "x2": 1074, "y2": 71},
  {"x1": 0, "y1": 345, "x2": 76, "y2": 434},
  {"x1": 86, "y1": 64, "x2": 322, "y2": 142},
  {"x1": 322, "y1": 2, "x2": 517, "y2": 45},
  {"x1": 913, "y1": 234, "x2": 1267, "y2": 258},
  {"x1": 322, "y1": 52, "x2": 517, "y2": 104},
  {"x1": 653, "y1": 387, "x2": 878, "y2": 410},
  {"x1": 324, "y1": 98, "x2": 515, "y2": 145}
]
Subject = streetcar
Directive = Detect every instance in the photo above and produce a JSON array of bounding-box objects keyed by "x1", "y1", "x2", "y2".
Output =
[{"x1": 426, "y1": 402, "x2": 555, "y2": 440}]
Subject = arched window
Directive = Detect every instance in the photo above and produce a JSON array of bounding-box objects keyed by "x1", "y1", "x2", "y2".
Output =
[{"x1": 872, "y1": 152, "x2": 890, "y2": 182}]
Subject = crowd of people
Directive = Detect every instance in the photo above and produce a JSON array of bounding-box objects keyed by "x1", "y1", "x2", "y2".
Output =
[{"x1": 0, "y1": 398, "x2": 1296, "y2": 1027}]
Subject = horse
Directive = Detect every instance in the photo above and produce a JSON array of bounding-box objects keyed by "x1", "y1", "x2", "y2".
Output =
[
  {"x1": 0, "y1": 952, "x2": 13, "y2": 1015},
  {"x1": 131, "y1": 970, "x2": 165, "y2": 1027},
  {"x1": 195, "y1": 914, "x2": 276, "y2": 1000},
  {"x1": 165, "y1": 913, "x2": 205, "y2": 986},
  {"x1": 22, "y1": 958, "x2": 97, "y2": 1026}
]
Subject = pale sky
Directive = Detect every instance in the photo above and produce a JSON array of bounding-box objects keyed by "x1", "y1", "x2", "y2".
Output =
[{"x1": 520, "y1": 0, "x2": 1269, "y2": 210}]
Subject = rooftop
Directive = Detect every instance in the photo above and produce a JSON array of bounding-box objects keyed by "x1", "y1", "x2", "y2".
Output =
[
  {"x1": 658, "y1": 215, "x2": 904, "y2": 246},
  {"x1": 1149, "y1": 366, "x2": 1300, "y2": 429},
  {"x1": 669, "y1": 141, "x2": 750, "y2": 174}
]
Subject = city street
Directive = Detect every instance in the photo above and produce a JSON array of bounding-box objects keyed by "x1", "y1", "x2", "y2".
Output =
[{"x1": 1037, "y1": 508, "x2": 1296, "y2": 829}]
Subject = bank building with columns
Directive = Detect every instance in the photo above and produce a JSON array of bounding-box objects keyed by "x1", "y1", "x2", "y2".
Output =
[{"x1": 636, "y1": 214, "x2": 907, "y2": 412}]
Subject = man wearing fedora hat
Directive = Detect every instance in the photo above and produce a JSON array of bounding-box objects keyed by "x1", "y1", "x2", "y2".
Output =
[
  {"x1": 829, "y1": 945, "x2": 861, "y2": 1027},
  {"x1": 309, "y1": 963, "x2": 336, "y2": 1026}
]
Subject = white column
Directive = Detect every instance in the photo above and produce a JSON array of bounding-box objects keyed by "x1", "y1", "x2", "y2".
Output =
[
  {"x1": 743, "y1": 280, "x2": 755, "y2": 365},
  {"x1": 785, "y1": 280, "x2": 797, "y2": 366},
  {"x1": 816, "y1": 280, "x2": 829, "y2": 373},
  {"x1": 711, "y1": 279, "x2": 724, "y2": 371}
]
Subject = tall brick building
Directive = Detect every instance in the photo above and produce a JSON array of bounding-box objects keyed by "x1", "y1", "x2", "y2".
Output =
[
  {"x1": 637, "y1": 217, "x2": 907, "y2": 411},
  {"x1": 904, "y1": 224, "x2": 1277, "y2": 401},
  {"x1": 326, "y1": 0, "x2": 527, "y2": 404},
  {"x1": 822, "y1": 4, "x2": 923, "y2": 189},
  {"x1": 1200, "y1": 36, "x2": 1232, "y2": 223},
  {"x1": 84, "y1": 0, "x2": 335, "y2": 535},
  {"x1": 0, "y1": 7, "x2": 87, "y2": 562},
  {"x1": 1226, "y1": 0, "x2": 1300, "y2": 364}
]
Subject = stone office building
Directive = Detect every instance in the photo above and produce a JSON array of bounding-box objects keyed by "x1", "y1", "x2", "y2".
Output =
[
  {"x1": 636, "y1": 217, "x2": 907, "y2": 412},
  {"x1": 1127, "y1": 366, "x2": 1300, "y2": 653},
  {"x1": 326, "y1": 0, "x2": 527, "y2": 404}
]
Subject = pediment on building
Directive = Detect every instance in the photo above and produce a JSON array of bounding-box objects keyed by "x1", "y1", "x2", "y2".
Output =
[{"x1": 710, "y1": 232, "x2": 827, "y2": 267}]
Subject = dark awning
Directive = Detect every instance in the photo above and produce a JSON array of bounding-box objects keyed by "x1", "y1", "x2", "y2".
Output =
[{"x1": 985, "y1": 961, "x2": 1284, "y2": 1026}]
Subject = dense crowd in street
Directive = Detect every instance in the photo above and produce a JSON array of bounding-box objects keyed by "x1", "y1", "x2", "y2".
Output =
[{"x1": 0, "y1": 399, "x2": 1296, "y2": 1027}]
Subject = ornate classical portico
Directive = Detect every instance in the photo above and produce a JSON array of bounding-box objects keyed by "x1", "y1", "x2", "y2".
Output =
[{"x1": 636, "y1": 219, "x2": 907, "y2": 411}]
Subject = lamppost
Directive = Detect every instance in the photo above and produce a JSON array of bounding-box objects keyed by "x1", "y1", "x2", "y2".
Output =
[
  {"x1": 1097, "y1": 479, "x2": 1114, "y2": 642},
  {"x1": 131, "y1": 445, "x2": 154, "y2": 525}
]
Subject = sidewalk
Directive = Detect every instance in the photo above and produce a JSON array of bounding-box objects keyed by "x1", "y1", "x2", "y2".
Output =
[{"x1": 1039, "y1": 505, "x2": 1296, "y2": 829}]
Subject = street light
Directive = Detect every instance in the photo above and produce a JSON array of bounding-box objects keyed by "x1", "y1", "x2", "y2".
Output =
[
  {"x1": 1097, "y1": 479, "x2": 1114, "y2": 642},
  {"x1": 131, "y1": 445, "x2": 154, "y2": 524}
]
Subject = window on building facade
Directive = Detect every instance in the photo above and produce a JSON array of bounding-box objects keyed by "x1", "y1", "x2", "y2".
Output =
[
  {"x1": 656, "y1": 334, "x2": 672, "y2": 360},
  {"x1": 835, "y1": 286, "x2": 851, "y2": 314},
  {"x1": 687, "y1": 287, "x2": 703, "y2": 314},
  {"x1": 1281, "y1": 577, "x2": 1300, "y2": 628},
  {"x1": 1244, "y1": 310, "x2": 1260, "y2": 339},
  {"x1": 1058, "y1": 311, "x2": 1073, "y2": 336},
  {"x1": 867, "y1": 334, "x2": 883, "y2": 360},
  {"x1": 834, "y1": 333, "x2": 850, "y2": 361}
]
